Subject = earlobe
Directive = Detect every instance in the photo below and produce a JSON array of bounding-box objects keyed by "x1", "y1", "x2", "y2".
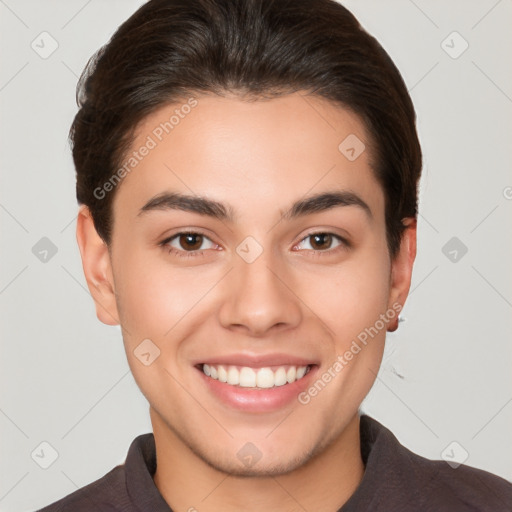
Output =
[
  {"x1": 76, "y1": 205, "x2": 120, "y2": 326},
  {"x1": 387, "y1": 218, "x2": 417, "y2": 332}
]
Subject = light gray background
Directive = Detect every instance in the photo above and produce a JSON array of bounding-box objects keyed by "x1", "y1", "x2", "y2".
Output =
[{"x1": 1, "y1": 1, "x2": 511, "y2": 510}]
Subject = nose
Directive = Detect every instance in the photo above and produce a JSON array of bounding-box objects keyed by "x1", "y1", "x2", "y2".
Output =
[{"x1": 218, "y1": 248, "x2": 302, "y2": 337}]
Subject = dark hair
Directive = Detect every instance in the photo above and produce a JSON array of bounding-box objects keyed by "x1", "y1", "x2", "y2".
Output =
[{"x1": 70, "y1": 0, "x2": 421, "y2": 257}]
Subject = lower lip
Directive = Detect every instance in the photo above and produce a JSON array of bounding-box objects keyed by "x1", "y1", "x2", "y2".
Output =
[{"x1": 197, "y1": 365, "x2": 318, "y2": 413}]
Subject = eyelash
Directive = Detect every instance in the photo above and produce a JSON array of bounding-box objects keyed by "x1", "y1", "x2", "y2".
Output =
[
  {"x1": 159, "y1": 231, "x2": 216, "y2": 259},
  {"x1": 159, "y1": 230, "x2": 350, "y2": 259}
]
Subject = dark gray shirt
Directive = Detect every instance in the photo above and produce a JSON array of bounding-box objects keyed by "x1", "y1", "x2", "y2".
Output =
[{"x1": 36, "y1": 415, "x2": 512, "y2": 511}]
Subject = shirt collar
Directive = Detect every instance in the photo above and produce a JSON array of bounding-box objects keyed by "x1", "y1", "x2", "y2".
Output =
[{"x1": 125, "y1": 431, "x2": 173, "y2": 511}]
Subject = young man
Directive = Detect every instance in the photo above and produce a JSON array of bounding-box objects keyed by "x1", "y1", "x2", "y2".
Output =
[{"x1": 38, "y1": 0, "x2": 512, "y2": 510}]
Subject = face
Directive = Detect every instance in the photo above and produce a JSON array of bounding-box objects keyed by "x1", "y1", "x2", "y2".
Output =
[{"x1": 78, "y1": 91, "x2": 415, "y2": 476}]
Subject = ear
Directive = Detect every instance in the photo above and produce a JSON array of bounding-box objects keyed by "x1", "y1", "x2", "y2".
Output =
[
  {"x1": 76, "y1": 205, "x2": 120, "y2": 326},
  {"x1": 387, "y1": 218, "x2": 417, "y2": 332}
]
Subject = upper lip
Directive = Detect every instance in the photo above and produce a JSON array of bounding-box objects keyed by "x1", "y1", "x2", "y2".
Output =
[{"x1": 193, "y1": 353, "x2": 318, "y2": 368}]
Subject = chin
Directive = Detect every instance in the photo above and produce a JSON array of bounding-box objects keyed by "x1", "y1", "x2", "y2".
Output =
[{"x1": 198, "y1": 447, "x2": 316, "y2": 478}]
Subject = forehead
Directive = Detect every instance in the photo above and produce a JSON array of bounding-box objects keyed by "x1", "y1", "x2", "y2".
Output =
[{"x1": 111, "y1": 92, "x2": 384, "y2": 224}]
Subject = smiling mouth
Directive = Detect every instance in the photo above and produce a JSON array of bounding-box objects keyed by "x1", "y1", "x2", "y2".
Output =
[{"x1": 198, "y1": 363, "x2": 313, "y2": 389}]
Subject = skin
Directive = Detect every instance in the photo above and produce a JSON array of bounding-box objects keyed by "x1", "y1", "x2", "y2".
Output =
[{"x1": 76, "y1": 91, "x2": 416, "y2": 512}]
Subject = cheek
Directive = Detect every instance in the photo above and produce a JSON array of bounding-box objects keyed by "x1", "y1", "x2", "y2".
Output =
[
  {"x1": 112, "y1": 249, "x2": 177, "y2": 338},
  {"x1": 305, "y1": 249, "x2": 391, "y2": 342},
  {"x1": 113, "y1": 248, "x2": 222, "y2": 344},
  {"x1": 295, "y1": 253, "x2": 391, "y2": 423},
  {"x1": 111, "y1": 251, "x2": 197, "y2": 404}
]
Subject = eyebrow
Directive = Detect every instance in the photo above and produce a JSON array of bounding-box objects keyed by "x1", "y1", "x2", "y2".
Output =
[{"x1": 137, "y1": 190, "x2": 372, "y2": 222}]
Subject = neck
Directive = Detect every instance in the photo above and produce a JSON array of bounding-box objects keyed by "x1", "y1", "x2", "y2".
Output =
[{"x1": 151, "y1": 411, "x2": 364, "y2": 512}]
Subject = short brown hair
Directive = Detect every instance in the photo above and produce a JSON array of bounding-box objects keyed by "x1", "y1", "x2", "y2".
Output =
[{"x1": 70, "y1": 0, "x2": 422, "y2": 257}]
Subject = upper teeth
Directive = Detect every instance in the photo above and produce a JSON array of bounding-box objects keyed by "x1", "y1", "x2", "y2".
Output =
[{"x1": 202, "y1": 364, "x2": 309, "y2": 388}]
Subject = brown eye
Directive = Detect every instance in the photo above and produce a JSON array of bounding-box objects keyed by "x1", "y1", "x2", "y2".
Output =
[
  {"x1": 178, "y1": 233, "x2": 204, "y2": 251},
  {"x1": 309, "y1": 233, "x2": 334, "y2": 250},
  {"x1": 297, "y1": 232, "x2": 345, "y2": 252},
  {"x1": 161, "y1": 232, "x2": 217, "y2": 257}
]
